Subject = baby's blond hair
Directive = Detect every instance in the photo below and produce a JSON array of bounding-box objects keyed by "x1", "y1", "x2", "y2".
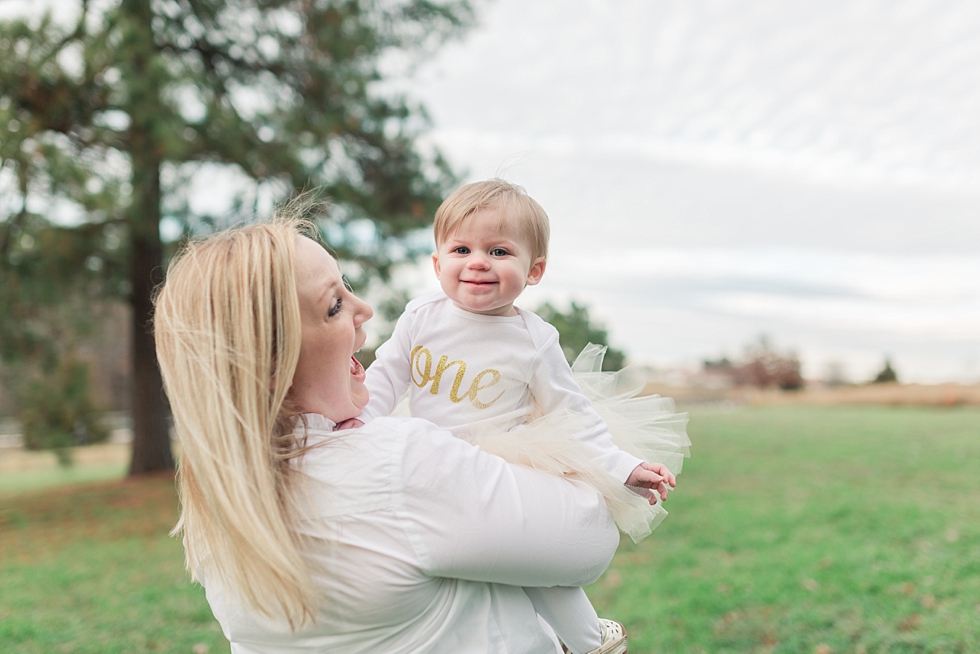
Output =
[{"x1": 434, "y1": 179, "x2": 550, "y2": 261}]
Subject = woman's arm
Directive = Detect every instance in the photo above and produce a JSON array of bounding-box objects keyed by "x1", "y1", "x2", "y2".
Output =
[{"x1": 396, "y1": 418, "x2": 619, "y2": 588}]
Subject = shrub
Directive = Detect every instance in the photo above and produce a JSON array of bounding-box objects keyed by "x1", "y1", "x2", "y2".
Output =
[{"x1": 18, "y1": 355, "x2": 108, "y2": 466}]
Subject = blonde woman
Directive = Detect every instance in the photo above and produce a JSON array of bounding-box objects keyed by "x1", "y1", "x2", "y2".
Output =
[{"x1": 154, "y1": 216, "x2": 619, "y2": 653}]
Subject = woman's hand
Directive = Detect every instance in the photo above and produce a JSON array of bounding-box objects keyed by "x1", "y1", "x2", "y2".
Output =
[{"x1": 625, "y1": 462, "x2": 676, "y2": 504}]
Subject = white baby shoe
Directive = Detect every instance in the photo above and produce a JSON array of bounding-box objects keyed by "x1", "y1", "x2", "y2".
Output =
[{"x1": 581, "y1": 618, "x2": 628, "y2": 654}]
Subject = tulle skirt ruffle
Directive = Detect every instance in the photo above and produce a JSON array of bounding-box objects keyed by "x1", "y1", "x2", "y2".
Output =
[{"x1": 470, "y1": 344, "x2": 690, "y2": 543}]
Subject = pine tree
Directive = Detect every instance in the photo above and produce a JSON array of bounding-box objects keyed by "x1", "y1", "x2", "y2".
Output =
[
  {"x1": 535, "y1": 301, "x2": 627, "y2": 371},
  {"x1": 0, "y1": 0, "x2": 472, "y2": 474},
  {"x1": 872, "y1": 358, "x2": 898, "y2": 384}
]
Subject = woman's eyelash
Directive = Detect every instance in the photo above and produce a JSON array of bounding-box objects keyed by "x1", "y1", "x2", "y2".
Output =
[{"x1": 328, "y1": 297, "x2": 343, "y2": 317}]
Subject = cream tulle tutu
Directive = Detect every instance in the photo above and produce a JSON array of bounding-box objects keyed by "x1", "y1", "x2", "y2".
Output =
[{"x1": 468, "y1": 344, "x2": 690, "y2": 543}]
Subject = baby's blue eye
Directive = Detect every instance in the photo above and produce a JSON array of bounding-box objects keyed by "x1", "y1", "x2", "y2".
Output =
[
  {"x1": 490, "y1": 248, "x2": 508, "y2": 256},
  {"x1": 454, "y1": 246, "x2": 470, "y2": 254}
]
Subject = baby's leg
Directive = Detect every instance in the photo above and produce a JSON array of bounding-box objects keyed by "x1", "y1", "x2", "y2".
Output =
[{"x1": 524, "y1": 586, "x2": 601, "y2": 654}]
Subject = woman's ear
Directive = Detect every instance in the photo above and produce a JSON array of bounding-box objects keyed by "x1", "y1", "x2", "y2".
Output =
[{"x1": 525, "y1": 258, "x2": 546, "y2": 286}]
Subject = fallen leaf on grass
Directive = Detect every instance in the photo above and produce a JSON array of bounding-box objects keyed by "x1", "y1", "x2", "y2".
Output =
[{"x1": 897, "y1": 614, "x2": 921, "y2": 632}]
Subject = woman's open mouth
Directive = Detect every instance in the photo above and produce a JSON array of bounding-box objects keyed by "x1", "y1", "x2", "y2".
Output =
[{"x1": 350, "y1": 354, "x2": 365, "y2": 378}]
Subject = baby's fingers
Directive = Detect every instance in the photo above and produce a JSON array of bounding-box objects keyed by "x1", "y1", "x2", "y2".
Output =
[
  {"x1": 646, "y1": 462, "x2": 677, "y2": 488},
  {"x1": 627, "y1": 485, "x2": 657, "y2": 504},
  {"x1": 640, "y1": 483, "x2": 669, "y2": 505},
  {"x1": 629, "y1": 468, "x2": 666, "y2": 488}
]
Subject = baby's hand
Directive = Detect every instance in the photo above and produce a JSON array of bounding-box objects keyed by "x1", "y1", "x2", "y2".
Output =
[
  {"x1": 625, "y1": 462, "x2": 676, "y2": 504},
  {"x1": 335, "y1": 418, "x2": 365, "y2": 431}
]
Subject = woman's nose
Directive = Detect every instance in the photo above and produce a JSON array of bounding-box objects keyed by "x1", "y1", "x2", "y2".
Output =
[{"x1": 354, "y1": 295, "x2": 374, "y2": 325}]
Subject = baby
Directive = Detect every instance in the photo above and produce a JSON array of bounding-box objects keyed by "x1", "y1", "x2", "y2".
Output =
[{"x1": 356, "y1": 179, "x2": 679, "y2": 654}]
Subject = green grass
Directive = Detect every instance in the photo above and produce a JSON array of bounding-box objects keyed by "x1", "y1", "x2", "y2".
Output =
[
  {"x1": 2, "y1": 406, "x2": 978, "y2": 653},
  {"x1": 587, "y1": 405, "x2": 980, "y2": 653},
  {"x1": 0, "y1": 477, "x2": 229, "y2": 654},
  {"x1": 0, "y1": 462, "x2": 127, "y2": 496}
]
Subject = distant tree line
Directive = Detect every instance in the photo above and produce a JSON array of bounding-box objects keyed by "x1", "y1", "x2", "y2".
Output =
[
  {"x1": 704, "y1": 337, "x2": 902, "y2": 390},
  {"x1": 704, "y1": 335, "x2": 803, "y2": 390}
]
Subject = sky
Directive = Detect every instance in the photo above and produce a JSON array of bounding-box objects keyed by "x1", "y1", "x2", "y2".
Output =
[
  {"x1": 3, "y1": 0, "x2": 978, "y2": 383},
  {"x1": 388, "y1": 0, "x2": 980, "y2": 384}
]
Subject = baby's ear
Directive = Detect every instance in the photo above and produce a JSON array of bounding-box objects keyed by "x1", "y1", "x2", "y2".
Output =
[
  {"x1": 525, "y1": 257, "x2": 546, "y2": 286},
  {"x1": 432, "y1": 252, "x2": 441, "y2": 278}
]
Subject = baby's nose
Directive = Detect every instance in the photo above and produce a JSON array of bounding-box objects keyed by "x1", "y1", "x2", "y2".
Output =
[{"x1": 467, "y1": 254, "x2": 491, "y2": 269}]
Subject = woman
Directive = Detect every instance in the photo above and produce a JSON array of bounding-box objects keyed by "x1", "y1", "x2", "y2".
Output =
[{"x1": 154, "y1": 216, "x2": 620, "y2": 653}]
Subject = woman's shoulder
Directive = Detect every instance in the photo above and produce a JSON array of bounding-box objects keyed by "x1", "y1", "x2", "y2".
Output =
[
  {"x1": 353, "y1": 417, "x2": 492, "y2": 484},
  {"x1": 299, "y1": 416, "x2": 451, "y2": 465},
  {"x1": 295, "y1": 416, "x2": 476, "y2": 517},
  {"x1": 359, "y1": 417, "x2": 471, "y2": 462},
  {"x1": 293, "y1": 418, "x2": 425, "y2": 517},
  {"x1": 357, "y1": 415, "x2": 446, "y2": 440}
]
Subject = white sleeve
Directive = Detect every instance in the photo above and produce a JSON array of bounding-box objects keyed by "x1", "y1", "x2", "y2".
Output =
[
  {"x1": 360, "y1": 310, "x2": 415, "y2": 422},
  {"x1": 530, "y1": 333, "x2": 643, "y2": 483},
  {"x1": 398, "y1": 419, "x2": 619, "y2": 588}
]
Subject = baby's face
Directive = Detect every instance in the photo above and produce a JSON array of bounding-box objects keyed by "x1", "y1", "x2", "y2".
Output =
[{"x1": 432, "y1": 208, "x2": 545, "y2": 316}]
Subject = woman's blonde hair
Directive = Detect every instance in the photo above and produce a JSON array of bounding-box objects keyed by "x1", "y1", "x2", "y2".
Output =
[
  {"x1": 154, "y1": 214, "x2": 321, "y2": 629},
  {"x1": 434, "y1": 178, "x2": 550, "y2": 260}
]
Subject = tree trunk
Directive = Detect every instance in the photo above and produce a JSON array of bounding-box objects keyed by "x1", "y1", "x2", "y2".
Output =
[
  {"x1": 127, "y1": 157, "x2": 173, "y2": 475},
  {"x1": 124, "y1": 0, "x2": 173, "y2": 475}
]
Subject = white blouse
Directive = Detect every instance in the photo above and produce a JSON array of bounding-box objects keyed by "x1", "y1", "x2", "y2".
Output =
[{"x1": 201, "y1": 415, "x2": 619, "y2": 653}]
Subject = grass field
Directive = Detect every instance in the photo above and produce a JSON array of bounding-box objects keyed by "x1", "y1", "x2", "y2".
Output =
[
  {"x1": 1, "y1": 405, "x2": 978, "y2": 653},
  {"x1": 590, "y1": 405, "x2": 980, "y2": 653},
  {"x1": 0, "y1": 476, "x2": 226, "y2": 654},
  {"x1": 0, "y1": 442, "x2": 129, "y2": 496}
]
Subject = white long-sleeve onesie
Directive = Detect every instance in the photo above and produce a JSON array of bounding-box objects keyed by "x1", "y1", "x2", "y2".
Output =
[
  {"x1": 361, "y1": 292, "x2": 642, "y2": 482},
  {"x1": 360, "y1": 293, "x2": 641, "y2": 653}
]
